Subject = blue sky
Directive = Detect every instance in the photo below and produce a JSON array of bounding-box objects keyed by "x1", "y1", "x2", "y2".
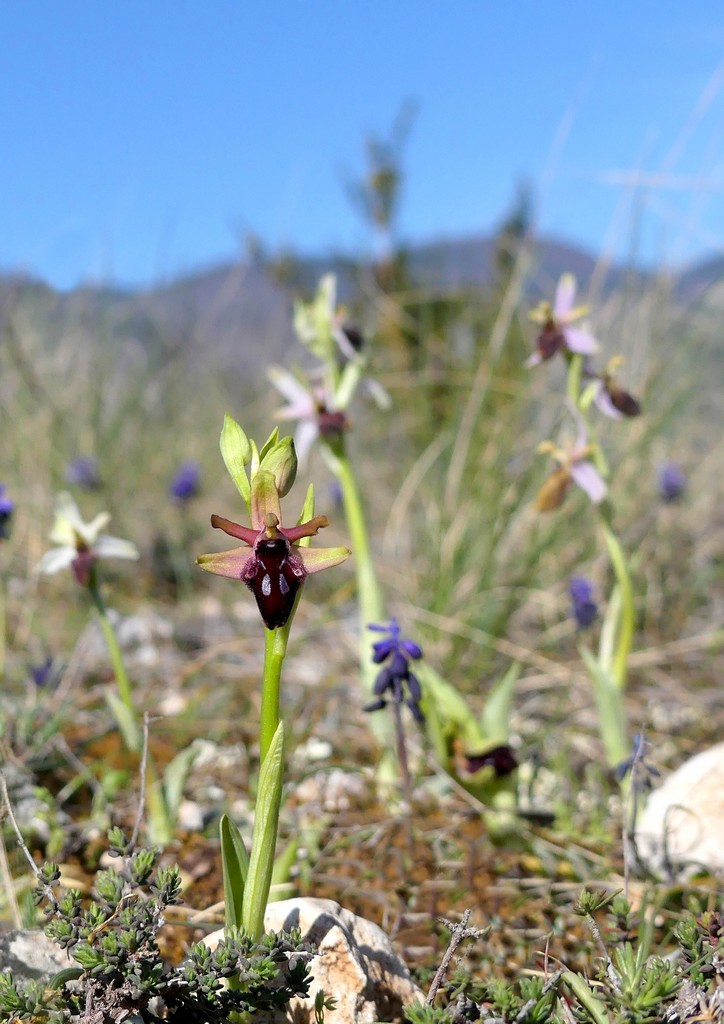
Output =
[{"x1": 2, "y1": 1, "x2": 723, "y2": 290}]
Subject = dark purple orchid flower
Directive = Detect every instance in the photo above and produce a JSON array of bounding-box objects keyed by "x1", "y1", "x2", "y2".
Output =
[
  {"x1": 595, "y1": 375, "x2": 642, "y2": 419},
  {"x1": 658, "y1": 463, "x2": 686, "y2": 503},
  {"x1": 463, "y1": 744, "x2": 518, "y2": 778},
  {"x1": 569, "y1": 576, "x2": 598, "y2": 629},
  {"x1": 65, "y1": 456, "x2": 103, "y2": 490},
  {"x1": 197, "y1": 470, "x2": 349, "y2": 630},
  {"x1": 0, "y1": 485, "x2": 14, "y2": 540},
  {"x1": 364, "y1": 618, "x2": 425, "y2": 723},
  {"x1": 169, "y1": 461, "x2": 201, "y2": 502}
]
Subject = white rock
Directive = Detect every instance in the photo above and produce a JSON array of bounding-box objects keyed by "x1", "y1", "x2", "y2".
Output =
[
  {"x1": 206, "y1": 897, "x2": 423, "y2": 1024},
  {"x1": 636, "y1": 742, "x2": 724, "y2": 876}
]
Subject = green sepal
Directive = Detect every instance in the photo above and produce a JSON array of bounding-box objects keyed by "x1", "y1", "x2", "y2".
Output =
[
  {"x1": 242, "y1": 722, "x2": 284, "y2": 939},
  {"x1": 258, "y1": 427, "x2": 280, "y2": 461},
  {"x1": 220, "y1": 414, "x2": 252, "y2": 510},
  {"x1": 580, "y1": 379, "x2": 599, "y2": 412},
  {"x1": 220, "y1": 813, "x2": 250, "y2": 931}
]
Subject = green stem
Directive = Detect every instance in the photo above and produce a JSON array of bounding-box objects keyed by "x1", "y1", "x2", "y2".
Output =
[
  {"x1": 566, "y1": 353, "x2": 583, "y2": 407},
  {"x1": 88, "y1": 573, "x2": 172, "y2": 842},
  {"x1": 599, "y1": 510, "x2": 635, "y2": 690},
  {"x1": 333, "y1": 446, "x2": 384, "y2": 622},
  {"x1": 322, "y1": 439, "x2": 396, "y2": 771},
  {"x1": 88, "y1": 576, "x2": 135, "y2": 716},
  {"x1": 260, "y1": 625, "x2": 289, "y2": 763},
  {"x1": 324, "y1": 441, "x2": 384, "y2": 690}
]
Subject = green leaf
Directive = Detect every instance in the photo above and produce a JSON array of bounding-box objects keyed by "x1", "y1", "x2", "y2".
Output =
[
  {"x1": 270, "y1": 837, "x2": 299, "y2": 901},
  {"x1": 220, "y1": 813, "x2": 250, "y2": 930},
  {"x1": 416, "y1": 662, "x2": 485, "y2": 750},
  {"x1": 220, "y1": 413, "x2": 251, "y2": 508},
  {"x1": 561, "y1": 969, "x2": 611, "y2": 1024},
  {"x1": 104, "y1": 691, "x2": 142, "y2": 752},
  {"x1": 242, "y1": 722, "x2": 284, "y2": 939},
  {"x1": 48, "y1": 967, "x2": 84, "y2": 990},
  {"x1": 579, "y1": 645, "x2": 629, "y2": 768},
  {"x1": 163, "y1": 742, "x2": 200, "y2": 819},
  {"x1": 598, "y1": 583, "x2": 621, "y2": 676},
  {"x1": 480, "y1": 662, "x2": 519, "y2": 745}
]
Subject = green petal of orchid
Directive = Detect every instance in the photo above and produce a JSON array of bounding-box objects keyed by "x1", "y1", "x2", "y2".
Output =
[
  {"x1": 250, "y1": 470, "x2": 281, "y2": 529},
  {"x1": 297, "y1": 544, "x2": 351, "y2": 575},
  {"x1": 197, "y1": 546, "x2": 253, "y2": 580}
]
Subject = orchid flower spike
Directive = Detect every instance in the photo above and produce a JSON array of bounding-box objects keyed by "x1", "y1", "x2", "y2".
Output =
[
  {"x1": 527, "y1": 274, "x2": 599, "y2": 367},
  {"x1": 36, "y1": 492, "x2": 139, "y2": 585},
  {"x1": 535, "y1": 410, "x2": 607, "y2": 511}
]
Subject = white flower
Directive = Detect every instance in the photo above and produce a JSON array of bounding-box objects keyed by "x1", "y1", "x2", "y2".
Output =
[{"x1": 36, "y1": 492, "x2": 139, "y2": 584}]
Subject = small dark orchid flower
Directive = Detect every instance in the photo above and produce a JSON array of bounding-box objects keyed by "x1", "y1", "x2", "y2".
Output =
[
  {"x1": 588, "y1": 358, "x2": 642, "y2": 419},
  {"x1": 0, "y1": 484, "x2": 15, "y2": 540},
  {"x1": 169, "y1": 461, "x2": 201, "y2": 502},
  {"x1": 569, "y1": 576, "x2": 598, "y2": 629},
  {"x1": 658, "y1": 463, "x2": 686, "y2": 503},
  {"x1": 463, "y1": 744, "x2": 518, "y2": 778},
  {"x1": 364, "y1": 617, "x2": 425, "y2": 723},
  {"x1": 527, "y1": 274, "x2": 599, "y2": 367},
  {"x1": 65, "y1": 456, "x2": 102, "y2": 490},
  {"x1": 197, "y1": 469, "x2": 350, "y2": 630}
]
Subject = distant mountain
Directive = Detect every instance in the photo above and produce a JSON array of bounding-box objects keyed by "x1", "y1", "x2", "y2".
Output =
[{"x1": 1, "y1": 234, "x2": 720, "y2": 381}]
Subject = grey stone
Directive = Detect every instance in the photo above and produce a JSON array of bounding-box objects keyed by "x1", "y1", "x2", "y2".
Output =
[
  {"x1": 636, "y1": 741, "x2": 724, "y2": 877},
  {"x1": 0, "y1": 929, "x2": 71, "y2": 984},
  {"x1": 206, "y1": 897, "x2": 423, "y2": 1024}
]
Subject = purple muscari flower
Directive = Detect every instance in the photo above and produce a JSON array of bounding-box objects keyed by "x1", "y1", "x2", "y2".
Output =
[
  {"x1": 29, "y1": 656, "x2": 61, "y2": 689},
  {"x1": 364, "y1": 618, "x2": 424, "y2": 722},
  {"x1": 65, "y1": 456, "x2": 102, "y2": 490},
  {"x1": 569, "y1": 576, "x2": 598, "y2": 629},
  {"x1": 169, "y1": 462, "x2": 201, "y2": 502},
  {"x1": 658, "y1": 463, "x2": 686, "y2": 503},
  {"x1": 615, "y1": 732, "x2": 660, "y2": 790},
  {"x1": 0, "y1": 485, "x2": 14, "y2": 540}
]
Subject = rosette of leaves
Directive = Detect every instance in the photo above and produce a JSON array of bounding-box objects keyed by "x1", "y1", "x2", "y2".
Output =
[{"x1": 0, "y1": 830, "x2": 317, "y2": 1023}]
